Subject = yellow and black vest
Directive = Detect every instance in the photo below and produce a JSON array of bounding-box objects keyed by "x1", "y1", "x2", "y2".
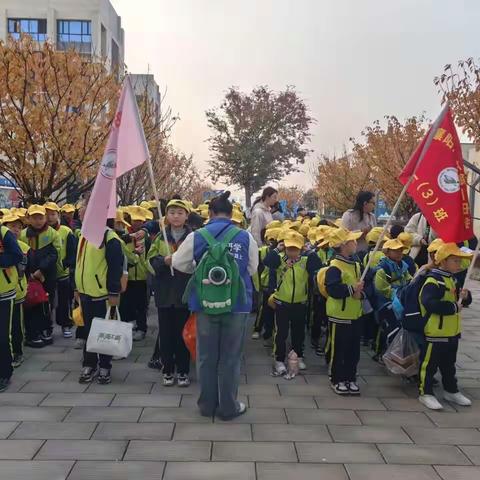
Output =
[
  {"x1": 126, "y1": 235, "x2": 148, "y2": 281},
  {"x1": 75, "y1": 229, "x2": 120, "y2": 298},
  {"x1": 326, "y1": 257, "x2": 363, "y2": 322},
  {"x1": 54, "y1": 224, "x2": 72, "y2": 280},
  {"x1": 0, "y1": 226, "x2": 19, "y2": 301},
  {"x1": 15, "y1": 240, "x2": 30, "y2": 304},
  {"x1": 273, "y1": 256, "x2": 309, "y2": 304}
]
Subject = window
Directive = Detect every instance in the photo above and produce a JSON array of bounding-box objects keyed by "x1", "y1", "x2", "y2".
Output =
[
  {"x1": 57, "y1": 20, "x2": 91, "y2": 54},
  {"x1": 8, "y1": 18, "x2": 47, "y2": 41}
]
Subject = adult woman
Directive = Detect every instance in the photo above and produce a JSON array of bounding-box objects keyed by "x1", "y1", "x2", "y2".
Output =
[
  {"x1": 341, "y1": 191, "x2": 377, "y2": 253},
  {"x1": 405, "y1": 212, "x2": 437, "y2": 266},
  {"x1": 250, "y1": 187, "x2": 278, "y2": 246}
]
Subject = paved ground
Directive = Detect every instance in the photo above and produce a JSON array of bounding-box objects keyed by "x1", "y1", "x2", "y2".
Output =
[{"x1": 2, "y1": 285, "x2": 480, "y2": 479}]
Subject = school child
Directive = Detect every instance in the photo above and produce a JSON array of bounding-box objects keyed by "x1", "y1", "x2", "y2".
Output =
[
  {"x1": 373, "y1": 238, "x2": 412, "y2": 360},
  {"x1": 45, "y1": 202, "x2": 77, "y2": 339},
  {"x1": 120, "y1": 206, "x2": 150, "y2": 341},
  {"x1": 60, "y1": 204, "x2": 76, "y2": 229},
  {"x1": 147, "y1": 199, "x2": 192, "y2": 387},
  {"x1": 252, "y1": 227, "x2": 281, "y2": 343},
  {"x1": 0, "y1": 215, "x2": 23, "y2": 392},
  {"x1": 21, "y1": 205, "x2": 60, "y2": 348},
  {"x1": 2, "y1": 213, "x2": 29, "y2": 368},
  {"x1": 323, "y1": 228, "x2": 364, "y2": 395},
  {"x1": 390, "y1": 226, "x2": 417, "y2": 277},
  {"x1": 75, "y1": 217, "x2": 124, "y2": 384},
  {"x1": 265, "y1": 230, "x2": 321, "y2": 375},
  {"x1": 418, "y1": 243, "x2": 473, "y2": 410}
]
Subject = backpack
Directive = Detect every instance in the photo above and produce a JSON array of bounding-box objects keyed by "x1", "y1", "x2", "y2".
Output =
[
  {"x1": 183, "y1": 226, "x2": 246, "y2": 315},
  {"x1": 316, "y1": 266, "x2": 330, "y2": 298}
]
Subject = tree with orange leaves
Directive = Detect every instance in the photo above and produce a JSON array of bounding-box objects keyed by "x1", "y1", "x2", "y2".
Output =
[
  {"x1": 0, "y1": 36, "x2": 120, "y2": 204},
  {"x1": 277, "y1": 185, "x2": 305, "y2": 210}
]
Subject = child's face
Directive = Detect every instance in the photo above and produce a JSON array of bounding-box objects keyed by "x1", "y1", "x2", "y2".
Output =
[
  {"x1": 130, "y1": 219, "x2": 144, "y2": 232},
  {"x1": 167, "y1": 207, "x2": 188, "y2": 228},
  {"x1": 29, "y1": 213, "x2": 46, "y2": 230},
  {"x1": 6, "y1": 220, "x2": 23, "y2": 238},
  {"x1": 286, "y1": 246, "x2": 301, "y2": 259},
  {"x1": 441, "y1": 255, "x2": 463, "y2": 274},
  {"x1": 341, "y1": 240, "x2": 357, "y2": 257},
  {"x1": 46, "y1": 210, "x2": 59, "y2": 226},
  {"x1": 114, "y1": 221, "x2": 125, "y2": 232},
  {"x1": 386, "y1": 248, "x2": 404, "y2": 263},
  {"x1": 267, "y1": 239, "x2": 278, "y2": 248},
  {"x1": 63, "y1": 212, "x2": 74, "y2": 222}
]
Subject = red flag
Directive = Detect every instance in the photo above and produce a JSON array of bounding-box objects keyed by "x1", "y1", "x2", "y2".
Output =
[{"x1": 399, "y1": 107, "x2": 473, "y2": 243}]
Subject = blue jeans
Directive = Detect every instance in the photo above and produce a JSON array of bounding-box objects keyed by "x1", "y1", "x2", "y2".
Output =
[{"x1": 196, "y1": 312, "x2": 248, "y2": 418}]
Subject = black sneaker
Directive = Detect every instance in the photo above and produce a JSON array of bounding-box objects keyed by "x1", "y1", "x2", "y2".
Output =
[
  {"x1": 148, "y1": 358, "x2": 162, "y2": 370},
  {"x1": 79, "y1": 367, "x2": 97, "y2": 384},
  {"x1": 25, "y1": 337, "x2": 45, "y2": 349},
  {"x1": 62, "y1": 327, "x2": 73, "y2": 339},
  {"x1": 12, "y1": 354, "x2": 24, "y2": 368},
  {"x1": 97, "y1": 368, "x2": 112, "y2": 385},
  {"x1": 0, "y1": 378, "x2": 10, "y2": 393},
  {"x1": 40, "y1": 331, "x2": 53, "y2": 346},
  {"x1": 177, "y1": 374, "x2": 191, "y2": 388},
  {"x1": 315, "y1": 346, "x2": 325, "y2": 356}
]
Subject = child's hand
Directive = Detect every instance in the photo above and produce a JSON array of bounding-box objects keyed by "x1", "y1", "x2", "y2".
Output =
[
  {"x1": 459, "y1": 288, "x2": 469, "y2": 300},
  {"x1": 277, "y1": 241, "x2": 285, "y2": 252},
  {"x1": 457, "y1": 301, "x2": 464, "y2": 312},
  {"x1": 354, "y1": 281, "x2": 364, "y2": 292},
  {"x1": 164, "y1": 256, "x2": 172, "y2": 266}
]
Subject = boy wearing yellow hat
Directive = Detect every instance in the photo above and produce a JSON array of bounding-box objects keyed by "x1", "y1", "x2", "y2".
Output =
[
  {"x1": 323, "y1": 228, "x2": 364, "y2": 395},
  {"x1": 418, "y1": 243, "x2": 473, "y2": 410}
]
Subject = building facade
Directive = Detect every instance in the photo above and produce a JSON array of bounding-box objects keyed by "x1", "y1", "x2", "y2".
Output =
[
  {"x1": 0, "y1": 0, "x2": 124, "y2": 72},
  {"x1": 130, "y1": 73, "x2": 161, "y2": 123}
]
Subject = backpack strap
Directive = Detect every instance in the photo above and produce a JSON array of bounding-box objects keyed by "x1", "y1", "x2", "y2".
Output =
[{"x1": 198, "y1": 226, "x2": 240, "y2": 248}]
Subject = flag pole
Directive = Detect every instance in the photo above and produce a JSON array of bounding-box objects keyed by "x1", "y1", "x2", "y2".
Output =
[
  {"x1": 360, "y1": 104, "x2": 450, "y2": 281},
  {"x1": 461, "y1": 240, "x2": 480, "y2": 291}
]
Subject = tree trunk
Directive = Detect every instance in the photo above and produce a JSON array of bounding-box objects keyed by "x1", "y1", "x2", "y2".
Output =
[{"x1": 244, "y1": 184, "x2": 252, "y2": 209}]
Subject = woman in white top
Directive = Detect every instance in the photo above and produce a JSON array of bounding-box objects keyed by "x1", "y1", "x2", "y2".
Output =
[{"x1": 250, "y1": 187, "x2": 278, "y2": 246}]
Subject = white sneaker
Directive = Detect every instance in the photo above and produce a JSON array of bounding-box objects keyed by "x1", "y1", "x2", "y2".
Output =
[
  {"x1": 163, "y1": 374, "x2": 175, "y2": 386},
  {"x1": 74, "y1": 338, "x2": 86, "y2": 350},
  {"x1": 273, "y1": 361, "x2": 287, "y2": 376},
  {"x1": 444, "y1": 391, "x2": 472, "y2": 406},
  {"x1": 298, "y1": 358, "x2": 307, "y2": 371},
  {"x1": 251, "y1": 332, "x2": 260, "y2": 340},
  {"x1": 419, "y1": 394, "x2": 444, "y2": 410},
  {"x1": 133, "y1": 330, "x2": 146, "y2": 342},
  {"x1": 348, "y1": 382, "x2": 361, "y2": 395}
]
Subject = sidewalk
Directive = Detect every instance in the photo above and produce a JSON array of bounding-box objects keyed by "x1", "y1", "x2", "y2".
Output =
[{"x1": 1, "y1": 286, "x2": 480, "y2": 480}]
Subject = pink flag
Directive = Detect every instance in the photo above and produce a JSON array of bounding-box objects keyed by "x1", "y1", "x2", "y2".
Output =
[{"x1": 81, "y1": 76, "x2": 150, "y2": 247}]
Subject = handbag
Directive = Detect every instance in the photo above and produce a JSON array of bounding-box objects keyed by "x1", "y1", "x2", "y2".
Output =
[
  {"x1": 24, "y1": 279, "x2": 49, "y2": 309},
  {"x1": 86, "y1": 306, "x2": 133, "y2": 357},
  {"x1": 72, "y1": 304, "x2": 84, "y2": 327},
  {"x1": 182, "y1": 313, "x2": 197, "y2": 361}
]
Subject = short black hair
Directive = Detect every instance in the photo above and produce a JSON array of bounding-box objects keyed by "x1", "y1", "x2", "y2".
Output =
[
  {"x1": 188, "y1": 212, "x2": 204, "y2": 230},
  {"x1": 209, "y1": 191, "x2": 233, "y2": 216},
  {"x1": 390, "y1": 224, "x2": 404, "y2": 239}
]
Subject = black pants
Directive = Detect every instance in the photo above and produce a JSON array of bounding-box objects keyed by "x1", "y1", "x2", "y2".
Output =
[
  {"x1": 362, "y1": 311, "x2": 377, "y2": 344},
  {"x1": 329, "y1": 320, "x2": 361, "y2": 384},
  {"x1": 56, "y1": 278, "x2": 73, "y2": 328},
  {"x1": 157, "y1": 306, "x2": 190, "y2": 375},
  {"x1": 254, "y1": 290, "x2": 275, "y2": 339},
  {"x1": 274, "y1": 303, "x2": 307, "y2": 362},
  {"x1": 24, "y1": 302, "x2": 50, "y2": 340},
  {"x1": 12, "y1": 302, "x2": 24, "y2": 357},
  {"x1": 375, "y1": 306, "x2": 401, "y2": 356},
  {"x1": 0, "y1": 299, "x2": 13, "y2": 380},
  {"x1": 311, "y1": 294, "x2": 327, "y2": 344},
  {"x1": 120, "y1": 280, "x2": 148, "y2": 332},
  {"x1": 419, "y1": 338, "x2": 459, "y2": 396},
  {"x1": 79, "y1": 295, "x2": 112, "y2": 370}
]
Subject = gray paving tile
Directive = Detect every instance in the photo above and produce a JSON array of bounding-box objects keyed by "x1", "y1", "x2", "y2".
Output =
[
  {"x1": 279, "y1": 384, "x2": 335, "y2": 396},
  {"x1": 328, "y1": 425, "x2": 412, "y2": 443},
  {"x1": 11, "y1": 422, "x2": 97, "y2": 440},
  {"x1": 111, "y1": 394, "x2": 180, "y2": 407},
  {"x1": 378, "y1": 444, "x2": 471, "y2": 465},
  {"x1": 40, "y1": 393, "x2": 114, "y2": 406},
  {"x1": 174, "y1": 423, "x2": 252, "y2": 441},
  {"x1": 163, "y1": 462, "x2": 255, "y2": 480},
  {"x1": 427, "y1": 412, "x2": 480, "y2": 428},
  {"x1": 315, "y1": 396, "x2": 386, "y2": 410},
  {"x1": 20, "y1": 381, "x2": 88, "y2": 393},
  {"x1": 357, "y1": 411, "x2": 434, "y2": 427},
  {"x1": 14, "y1": 371, "x2": 68, "y2": 382},
  {"x1": 180, "y1": 394, "x2": 248, "y2": 408},
  {"x1": 345, "y1": 464, "x2": 441, "y2": 480},
  {"x1": 216, "y1": 407, "x2": 287, "y2": 424},
  {"x1": 125, "y1": 440, "x2": 211, "y2": 461},
  {"x1": 0, "y1": 439, "x2": 44, "y2": 459},
  {"x1": 297, "y1": 442, "x2": 384, "y2": 463},
  {"x1": 0, "y1": 422, "x2": 19, "y2": 439},
  {"x1": 86, "y1": 383, "x2": 153, "y2": 393},
  {"x1": 151, "y1": 383, "x2": 200, "y2": 395},
  {"x1": 65, "y1": 407, "x2": 142, "y2": 422},
  {"x1": 68, "y1": 461, "x2": 165, "y2": 480},
  {"x1": 245, "y1": 374, "x2": 306, "y2": 384},
  {"x1": 140, "y1": 407, "x2": 212, "y2": 423},
  {"x1": 212, "y1": 441, "x2": 297, "y2": 462},
  {"x1": 0, "y1": 406, "x2": 69, "y2": 421},
  {"x1": 0, "y1": 393, "x2": 46, "y2": 406},
  {"x1": 459, "y1": 446, "x2": 480, "y2": 465},
  {"x1": 249, "y1": 395, "x2": 316, "y2": 408},
  {"x1": 0, "y1": 461, "x2": 73, "y2": 480},
  {"x1": 405, "y1": 427, "x2": 480, "y2": 445},
  {"x1": 286, "y1": 408, "x2": 361, "y2": 425},
  {"x1": 253, "y1": 424, "x2": 331, "y2": 442},
  {"x1": 93, "y1": 422, "x2": 174, "y2": 440},
  {"x1": 36, "y1": 439, "x2": 127, "y2": 460},
  {"x1": 434, "y1": 466, "x2": 480, "y2": 480},
  {"x1": 357, "y1": 385, "x2": 412, "y2": 398},
  {"x1": 62, "y1": 370, "x2": 128, "y2": 383},
  {"x1": 257, "y1": 463, "x2": 348, "y2": 480},
  {"x1": 238, "y1": 384, "x2": 280, "y2": 395},
  {"x1": 381, "y1": 398, "x2": 456, "y2": 412}
]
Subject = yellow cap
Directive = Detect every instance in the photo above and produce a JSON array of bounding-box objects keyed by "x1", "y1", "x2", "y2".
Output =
[
  {"x1": 166, "y1": 199, "x2": 191, "y2": 214},
  {"x1": 27, "y1": 204, "x2": 46, "y2": 216},
  {"x1": 142, "y1": 207, "x2": 154, "y2": 221},
  {"x1": 44, "y1": 201, "x2": 60, "y2": 212},
  {"x1": 290, "y1": 221, "x2": 302, "y2": 231},
  {"x1": 266, "y1": 220, "x2": 282, "y2": 230},
  {"x1": 366, "y1": 227, "x2": 389, "y2": 245},
  {"x1": 277, "y1": 228, "x2": 291, "y2": 242},
  {"x1": 0, "y1": 213, "x2": 21, "y2": 224},
  {"x1": 60, "y1": 204, "x2": 75, "y2": 214},
  {"x1": 0, "y1": 208, "x2": 10, "y2": 216},
  {"x1": 128, "y1": 206, "x2": 147, "y2": 222},
  {"x1": 435, "y1": 242, "x2": 473, "y2": 264},
  {"x1": 199, "y1": 209, "x2": 209, "y2": 220},
  {"x1": 307, "y1": 227, "x2": 318, "y2": 243},
  {"x1": 265, "y1": 228, "x2": 281, "y2": 241},
  {"x1": 333, "y1": 218, "x2": 343, "y2": 228},
  {"x1": 328, "y1": 228, "x2": 363, "y2": 248},
  {"x1": 231, "y1": 209, "x2": 244, "y2": 225},
  {"x1": 284, "y1": 231, "x2": 305, "y2": 250},
  {"x1": 140, "y1": 201, "x2": 152, "y2": 210},
  {"x1": 299, "y1": 223, "x2": 310, "y2": 237},
  {"x1": 427, "y1": 238, "x2": 445, "y2": 253},
  {"x1": 382, "y1": 238, "x2": 405, "y2": 251},
  {"x1": 310, "y1": 217, "x2": 320, "y2": 227},
  {"x1": 115, "y1": 209, "x2": 131, "y2": 228},
  {"x1": 397, "y1": 232, "x2": 413, "y2": 252}
]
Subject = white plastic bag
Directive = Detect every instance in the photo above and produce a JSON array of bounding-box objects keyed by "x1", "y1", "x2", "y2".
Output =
[
  {"x1": 86, "y1": 307, "x2": 133, "y2": 357},
  {"x1": 382, "y1": 328, "x2": 420, "y2": 377}
]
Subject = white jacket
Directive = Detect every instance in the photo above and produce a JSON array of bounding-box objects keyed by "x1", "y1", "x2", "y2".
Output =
[
  {"x1": 405, "y1": 213, "x2": 437, "y2": 259},
  {"x1": 249, "y1": 202, "x2": 273, "y2": 247}
]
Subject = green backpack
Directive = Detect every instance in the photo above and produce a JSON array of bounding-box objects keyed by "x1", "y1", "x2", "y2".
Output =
[{"x1": 183, "y1": 226, "x2": 246, "y2": 315}]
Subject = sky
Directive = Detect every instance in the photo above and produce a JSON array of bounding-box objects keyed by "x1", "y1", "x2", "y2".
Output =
[{"x1": 111, "y1": 0, "x2": 480, "y2": 200}]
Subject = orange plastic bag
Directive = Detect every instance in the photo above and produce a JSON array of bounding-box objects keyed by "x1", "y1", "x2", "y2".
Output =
[{"x1": 183, "y1": 313, "x2": 197, "y2": 361}]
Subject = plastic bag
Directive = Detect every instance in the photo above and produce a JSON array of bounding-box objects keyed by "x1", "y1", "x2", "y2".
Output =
[
  {"x1": 382, "y1": 328, "x2": 420, "y2": 377},
  {"x1": 183, "y1": 313, "x2": 197, "y2": 361},
  {"x1": 86, "y1": 307, "x2": 132, "y2": 358},
  {"x1": 24, "y1": 279, "x2": 49, "y2": 309},
  {"x1": 72, "y1": 305, "x2": 84, "y2": 327}
]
